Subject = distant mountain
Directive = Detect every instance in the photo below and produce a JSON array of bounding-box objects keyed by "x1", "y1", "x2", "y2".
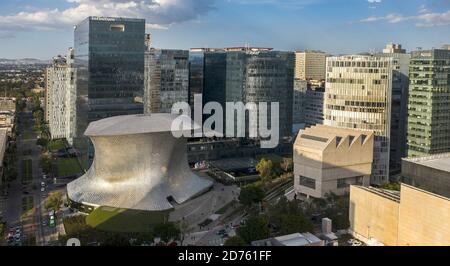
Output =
[{"x1": 0, "y1": 58, "x2": 51, "y2": 65}]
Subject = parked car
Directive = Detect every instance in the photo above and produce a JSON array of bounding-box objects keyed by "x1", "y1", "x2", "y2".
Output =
[
  {"x1": 41, "y1": 182, "x2": 46, "y2": 187},
  {"x1": 41, "y1": 187, "x2": 45, "y2": 192}
]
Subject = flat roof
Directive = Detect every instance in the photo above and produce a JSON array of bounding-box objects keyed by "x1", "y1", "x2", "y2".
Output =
[
  {"x1": 403, "y1": 153, "x2": 450, "y2": 173},
  {"x1": 84, "y1": 114, "x2": 200, "y2": 137}
]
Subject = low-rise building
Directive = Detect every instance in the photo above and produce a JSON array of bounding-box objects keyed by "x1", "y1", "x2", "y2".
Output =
[
  {"x1": 350, "y1": 184, "x2": 450, "y2": 246},
  {"x1": 401, "y1": 153, "x2": 450, "y2": 198},
  {"x1": 252, "y1": 232, "x2": 324, "y2": 246},
  {"x1": 0, "y1": 98, "x2": 16, "y2": 135},
  {"x1": 294, "y1": 125, "x2": 374, "y2": 198}
]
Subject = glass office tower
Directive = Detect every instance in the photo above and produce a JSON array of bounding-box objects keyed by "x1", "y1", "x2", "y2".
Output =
[{"x1": 74, "y1": 17, "x2": 146, "y2": 168}]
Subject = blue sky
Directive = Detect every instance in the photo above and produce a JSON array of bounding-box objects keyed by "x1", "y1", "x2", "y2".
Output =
[{"x1": 0, "y1": 0, "x2": 449, "y2": 59}]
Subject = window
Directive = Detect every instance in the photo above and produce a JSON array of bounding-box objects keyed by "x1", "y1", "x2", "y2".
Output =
[
  {"x1": 337, "y1": 179, "x2": 349, "y2": 189},
  {"x1": 300, "y1": 176, "x2": 316, "y2": 189},
  {"x1": 110, "y1": 24, "x2": 125, "y2": 32}
]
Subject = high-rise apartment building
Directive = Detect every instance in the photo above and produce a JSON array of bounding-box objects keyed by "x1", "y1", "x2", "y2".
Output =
[
  {"x1": 377, "y1": 44, "x2": 410, "y2": 175},
  {"x1": 144, "y1": 49, "x2": 189, "y2": 114},
  {"x1": 406, "y1": 47, "x2": 450, "y2": 157},
  {"x1": 74, "y1": 17, "x2": 145, "y2": 166},
  {"x1": 45, "y1": 48, "x2": 77, "y2": 144},
  {"x1": 295, "y1": 51, "x2": 327, "y2": 80},
  {"x1": 325, "y1": 55, "x2": 393, "y2": 185}
]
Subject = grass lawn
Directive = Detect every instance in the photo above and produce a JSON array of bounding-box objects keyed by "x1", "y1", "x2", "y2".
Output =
[
  {"x1": 21, "y1": 196, "x2": 34, "y2": 215},
  {"x1": 47, "y1": 139, "x2": 66, "y2": 152},
  {"x1": 56, "y1": 158, "x2": 82, "y2": 177},
  {"x1": 22, "y1": 159, "x2": 33, "y2": 184},
  {"x1": 86, "y1": 207, "x2": 170, "y2": 233},
  {"x1": 23, "y1": 132, "x2": 32, "y2": 140}
]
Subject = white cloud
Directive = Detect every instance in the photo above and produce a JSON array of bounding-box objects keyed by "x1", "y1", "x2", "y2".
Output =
[
  {"x1": 360, "y1": 9, "x2": 450, "y2": 27},
  {"x1": 0, "y1": 0, "x2": 216, "y2": 32},
  {"x1": 367, "y1": 0, "x2": 381, "y2": 3}
]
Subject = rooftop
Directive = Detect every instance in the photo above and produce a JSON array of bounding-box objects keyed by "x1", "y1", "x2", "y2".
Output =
[
  {"x1": 84, "y1": 114, "x2": 200, "y2": 137},
  {"x1": 403, "y1": 153, "x2": 450, "y2": 173}
]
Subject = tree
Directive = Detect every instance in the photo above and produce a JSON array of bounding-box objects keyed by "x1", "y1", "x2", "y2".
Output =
[
  {"x1": 279, "y1": 214, "x2": 314, "y2": 235},
  {"x1": 224, "y1": 236, "x2": 247, "y2": 246},
  {"x1": 153, "y1": 223, "x2": 180, "y2": 243},
  {"x1": 238, "y1": 185, "x2": 265, "y2": 207},
  {"x1": 45, "y1": 192, "x2": 63, "y2": 212},
  {"x1": 280, "y1": 157, "x2": 293, "y2": 172},
  {"x1": 102, "y1": 234, "x2": 131, "y2": 246},
  {"x1": 382, "y1": 182, "x2": 400, "y2": 191},
  {"x1": 36, "y1": 138, "x2": 49, "y2": 148},
  {"x1": 237, "y1": 215, "x2": 270, "y2": 244},
  {"x1": 256, "y1": 158, "x2": 274, "y2": 183},
  {"x1": 41, "y1": 154, "x2": 52, "y2": 174}
]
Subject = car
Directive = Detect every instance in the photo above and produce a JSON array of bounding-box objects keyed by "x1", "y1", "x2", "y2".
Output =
[
  {"x1": 43, "y1": 175, "x2": 47, "y2": 179},
  {"x1": 41, "y1": 187, "x2": 45, "y2": 192},
  {"x1": 41, "y1": 182, "x2": 46, "y2": 187}
]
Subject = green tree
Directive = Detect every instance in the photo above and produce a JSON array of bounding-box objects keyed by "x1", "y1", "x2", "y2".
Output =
[
  {"x1": 382, "y1": 182, "x2": 400, "y2": 191},
  {"x1": 153, "y1": 223, "x2": 180, "y2": 243},
  {"x1": 256, "y1": 158, "x2": 274, "y2": 183},
  {"x1": 280, "y1": 157, "x2": 293, "y2": 172},
  {"x1": 279, "y1": 214, "x2": 314, "y2": 235},
  {"x1": 224, "y1": 236, "x2": 247, "y2": 246},
  {"x1": 41, "y1": 154, "x2": 52, "y2": 174},
  {"x1": 237, "y1": 215, "x2": 270, "y2": 244},
  {"x1": 45, "y1": 192, "x2": 63, "y2": 212},
  {"x1": 238, "y1": 185, "x2": 265, "y2": 207},
  {"x1": 102, "y1": 234, "x2": 131, "y2": 246}
]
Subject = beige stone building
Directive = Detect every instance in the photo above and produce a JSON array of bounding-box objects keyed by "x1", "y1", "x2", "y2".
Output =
[
  {"x1": 350, "y1": 184, "x2": 450, "y2": 246},
  {"x1": 293, "y1": 125, "x2": 374, "y2": 199},
  {"x1": 325, "y1": 55, "x2": 393, "y2": 186},
  {"x1": 295, "y1": 51, "x2": 327, "y2": 80}
]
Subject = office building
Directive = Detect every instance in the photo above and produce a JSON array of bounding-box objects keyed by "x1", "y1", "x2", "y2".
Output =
[
  {"x1": 406, "y1": 47, "x2": 450, "y2": 157},
  {"x1": 0, "y1": 129, "x2": 7, "y2": 186},
  {"x1": 144, "y1": 49, "x2": 189, "y2": 114},
  {"x1": 294, "y1": 125, "x2": 374, "y2": 199},
  {"x1": 295, "y1": 50, "x2": 327, "y2": 80},
  {"x1": 45, "y1": 48, "x2": 77, "y2": 144},
  {"x1": 325, "y1": 55, "x2": 393, "y2": 186},
  {"x1": 376, "y1": 44, "x2": 410, "y2": 175},
  {"x1": 293, "y1": 79, "x2": 307, "y2": 132},
  {"x1": 203, "y1": 48, "x2": 294, "y2": 139},
  {"x1": 350, "y1": 184, "x2": 450, "y2": 246},
  {"x1": 74, "y1": 17, "x2": 145, "y2": 167},
  {"x1": 402, "y1": 153, "x2": 450, "y2": 198},
  {"x1": 189, "y1": 48, "x2": 208, "y2": 107},
  {"x1": 305, "y1": 86, "x2": 325, "y2": 127}
]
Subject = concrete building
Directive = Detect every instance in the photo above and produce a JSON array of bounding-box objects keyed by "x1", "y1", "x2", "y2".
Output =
[
  {"x1": 45, "y1": 48, "x2": 77, "y2": 144},
  {"x1": 252, "y1": 232, "x2": 324, "y2": 246},
  {"x1": 294, "y1": 125, "x2": 374, "y2": 199},
  {"x1": 0, "y1": 98, "x2": 16, "y2": 135},
  {"x1": 377, "y1": 44, "x2": 410, "y2": 175},
  {"x1": 402, "y1": 153, "x2": 450, "y2": 198},
  {"x1": 295, "y1": 50, "x2": 327, "y2": 81},
  {"x1": 406, "y1": 47, "x2": 450, "y2": 157},
  {"x1": 350, "y1": 184, "x2": 450, "y2": 246},
  {"x1": 144, "y1": 49, "x2": 189, "y2": 114},
  {"x1": 325, "y1": 55, "x2": 393, "y2": 186}
]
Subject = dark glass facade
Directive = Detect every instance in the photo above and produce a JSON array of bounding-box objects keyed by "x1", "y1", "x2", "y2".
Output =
[{"x1": 74, "y1": 17, "x2": 145, "y2": 168}]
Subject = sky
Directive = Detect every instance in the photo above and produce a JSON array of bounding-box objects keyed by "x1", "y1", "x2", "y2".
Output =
[{"x1": 0, "y1": 0, "x2": 449, "y2": 59}]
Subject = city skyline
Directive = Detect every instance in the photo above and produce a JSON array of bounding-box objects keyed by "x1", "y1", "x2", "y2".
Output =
[{"x1": 0, "y1": 0, "x2": 449, "y2": 59}]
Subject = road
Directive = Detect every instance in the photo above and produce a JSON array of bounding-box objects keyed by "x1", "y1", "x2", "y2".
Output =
[{"x1": 3, "y1": 111, "x2": 51, "y2": 246}]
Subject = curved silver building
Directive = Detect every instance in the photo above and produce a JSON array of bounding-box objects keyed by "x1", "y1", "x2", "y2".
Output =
[{"x1": 67, "y1": 114, "x2": 213, "y2": 211}]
